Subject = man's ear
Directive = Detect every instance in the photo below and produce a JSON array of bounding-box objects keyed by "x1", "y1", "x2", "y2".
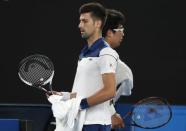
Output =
[
  {"x1": 106, "y1": 29, "x2": 114, "y2": 37},
  {"x1": 95, "y1": 20, "x2": 102, "y2": 29}
]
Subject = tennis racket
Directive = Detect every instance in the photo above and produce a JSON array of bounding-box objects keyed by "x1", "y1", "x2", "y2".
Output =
[
  {"x1": 18, "y1": 54, "x2": 54, "y2": 94},
  {"x1": 123, "y1": 97, "x2": 172, "y2": 129}
]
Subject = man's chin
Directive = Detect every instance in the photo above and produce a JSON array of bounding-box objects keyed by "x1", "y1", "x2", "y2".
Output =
[
  {"x1": 81, "y1": 34, "x2": 89, "y2": 39},
  {"x1": 113, "y1": 43, "x2": 121, "y2": 48}
]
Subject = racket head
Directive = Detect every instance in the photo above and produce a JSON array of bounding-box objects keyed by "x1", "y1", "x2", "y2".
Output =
[
  {"x1": 18, "y1": 54, "x2": 54, "y2": 87},
  {"x1": 130, "y1": 97, "x2": 172, "y2": 129}
]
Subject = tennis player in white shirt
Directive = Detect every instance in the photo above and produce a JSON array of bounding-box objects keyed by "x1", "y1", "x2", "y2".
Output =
[{"x1": 102, "y1": 9, "x2": 133, "y2": 130}]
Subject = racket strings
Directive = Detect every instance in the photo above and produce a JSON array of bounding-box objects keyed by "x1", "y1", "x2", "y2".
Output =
[
  {"x1": 19, "y1": 55, "x2": 54, "y2": 86},
  {"x1": 132, "y1": 98, "x2": 171, "y2": 128},
  {"x1": 20, "y1": 63, "x2": 51, "y2": 84}
]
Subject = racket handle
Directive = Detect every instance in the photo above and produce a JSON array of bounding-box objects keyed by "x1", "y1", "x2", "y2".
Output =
[
  {"x1": 40, "y1": 87, "x2": 54, "y2": 96},
  {"x1": 123, "y1": 111, "x2": 132, "y2": 119},
  {"x1": 37, "y1": 86, "x2": 49, "y2": 94}
]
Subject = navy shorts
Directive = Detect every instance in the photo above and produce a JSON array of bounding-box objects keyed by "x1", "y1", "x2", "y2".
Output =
[{"x1": 82, "y1": 124, "x2": 111, "y2": 131}]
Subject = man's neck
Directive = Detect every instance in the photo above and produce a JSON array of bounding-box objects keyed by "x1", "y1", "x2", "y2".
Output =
[
  {"x1": 104, "y1": 37, "x2": 113, "y2": 48},
  {"x1": 87, "y1": 33, "x2": 102, "y2": 48}
]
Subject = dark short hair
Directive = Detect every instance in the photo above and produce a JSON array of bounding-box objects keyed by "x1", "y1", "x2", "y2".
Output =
[
  {"x1": 79, "y1": 2, "x2": 107, "y2": 29},
  {"x1": 102, "y1": 9, "x2": 126, "y2": 37}
]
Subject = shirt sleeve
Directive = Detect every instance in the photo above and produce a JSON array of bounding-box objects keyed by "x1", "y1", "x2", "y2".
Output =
[{"x1": 98, "y1": 47, "x2": 119, "y2": 74}]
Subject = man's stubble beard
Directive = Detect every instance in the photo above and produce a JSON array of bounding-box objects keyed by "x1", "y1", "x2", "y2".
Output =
[{"x1": 81, "y1": 32, "x2": 89, "y2": 40}]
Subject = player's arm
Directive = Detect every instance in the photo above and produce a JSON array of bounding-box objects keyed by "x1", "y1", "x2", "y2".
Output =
[
  {"x1": 86, "y1": 72, "x2": 116, "y2": 106},
  {"x1": 70, "y1": 73, "x2": 116, "y2": 106},
  {"x1": 46, "y1": 91, "x2": 77, "y2": 101}
]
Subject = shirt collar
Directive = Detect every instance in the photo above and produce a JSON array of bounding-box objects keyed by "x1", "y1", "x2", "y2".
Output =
[
  {"x1": 79, "y1": 37, "x2": 108, "y2": 59},
  {"x1": 88, "y1": 37, "x2": 104, "y2": 51},
  {"x1": 81, "y1": 38, "x2": 104, "y2": 54}
]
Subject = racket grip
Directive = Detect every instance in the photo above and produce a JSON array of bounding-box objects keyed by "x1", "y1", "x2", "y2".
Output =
[
  {"x1": 37, "y1": 86, "x2": 49, "y2": 94},
  {"x1": 41, "y1": 87, "x2": 48, "y2": 93},
  {"x1": 123, "y1": 111, "x2": 132, "y2": 119}
]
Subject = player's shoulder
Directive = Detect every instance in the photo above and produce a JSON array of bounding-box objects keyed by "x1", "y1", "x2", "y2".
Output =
[{"x1": 99, "y1": 43, "x2": 119, "y2": 60}]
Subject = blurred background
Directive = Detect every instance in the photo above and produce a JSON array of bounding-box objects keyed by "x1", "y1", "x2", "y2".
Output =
[{"x1": 0, "y1": 0, "x2": 185, "y2": 105}]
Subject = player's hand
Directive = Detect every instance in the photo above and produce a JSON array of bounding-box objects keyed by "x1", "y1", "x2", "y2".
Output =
[
  {"x1": 45, "y1": 91, "x2": 62, "y2": 98},
  {"x1": 111, "y1": 113, "x2": 125, "y2": 129}
]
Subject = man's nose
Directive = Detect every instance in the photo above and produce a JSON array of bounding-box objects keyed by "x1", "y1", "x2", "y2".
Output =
[
  {"x1": 78, "y1": 22, "x2": 83, "y2": 28},
  {"x1": 78, "y1": 23, "x2": 81, "y2": 28}
]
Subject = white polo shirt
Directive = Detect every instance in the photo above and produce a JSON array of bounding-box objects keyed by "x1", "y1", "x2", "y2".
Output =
[{"x1": 72, "y1": 38, "x2": 119, "y2": 125}]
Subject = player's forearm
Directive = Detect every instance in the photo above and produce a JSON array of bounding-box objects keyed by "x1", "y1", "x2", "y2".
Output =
[
  {"x1": 87, "y1": 85, "x2": 116, "y2": 106},
  {"x1": 79, "y1": 73, "x2": 116, "y2": 109},
  {"x1": 87, "y1": 73, "x2": 116, "y2": 106}
]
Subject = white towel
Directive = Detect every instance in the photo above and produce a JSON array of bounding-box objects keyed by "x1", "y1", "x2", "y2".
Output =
[
  {"x1": 113, "y1": 79, "x2": 133, "y2": 103},
  {"x1": 55, "y1": 110, "x2": 86, "y2": 131},
  {"x1": 48, "y1": 95, "x2": 86, "y2": 131}
]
